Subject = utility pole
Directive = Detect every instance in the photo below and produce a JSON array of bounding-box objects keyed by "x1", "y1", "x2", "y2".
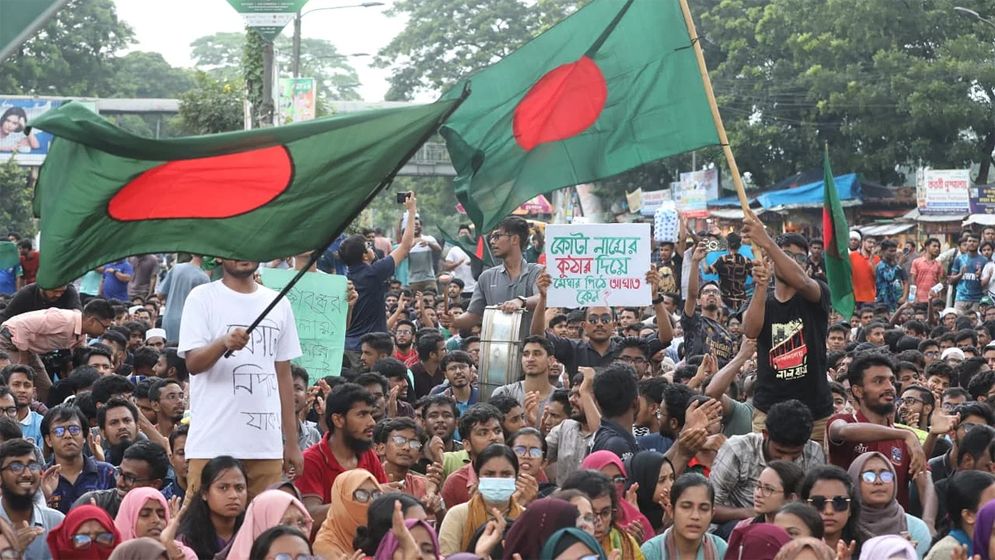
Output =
[
  {"x1": 292, "y1": 11, "x2": 302, "y2": 78},
  {"x1": 262, "y1": 41, "x2": 275, "y2": 125}
]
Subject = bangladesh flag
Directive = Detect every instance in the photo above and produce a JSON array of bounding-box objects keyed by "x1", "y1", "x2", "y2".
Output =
[
  {"x1": 822, "y1": 145, "x2": 855, "y2": 319},
  {"x1": 30, "y1": 100, "x2": 460, "y2": 288},
  {"x1": 441, "y1": 0, "x2": 720, "y2": 232}
]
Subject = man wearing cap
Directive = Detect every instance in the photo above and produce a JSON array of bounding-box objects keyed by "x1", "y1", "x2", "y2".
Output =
[
  {"x1": 849, "y1": 233, "x2": 878, "y2": 305},
  {"x1": 145, "y1": 328, "x2": 166, "y2": 352},
  {"x1": 941, "y1": 308, "x2": 960, "y2": 331}
]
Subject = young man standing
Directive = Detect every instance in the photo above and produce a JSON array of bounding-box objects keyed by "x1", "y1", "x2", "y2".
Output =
[
  {"x1": 741, "y1": 219, "x2": 833, "y2": 443},
  {"x1": 950, "y1": 234, "x2": 988, "y2": 313},
  {"x1": 682, "y1": 242, "x2": 736, "y2": 366},
  {"x1": 875, "y1": 239, "x2": 909, "y2": 311},
  {"x1": 0, "y1": 439, "x2": 63, "y2": 559},
  {"x1": 806, "y1": 238, "x2": 827, "y2": 282},
  {"x1": 850, "y1": 234, "x2": 879, "y2": 305},
  {"x1": 98, "y1": 258, "x2": 133, "y2": 302},
  {"x1": 546, "y1": 368, "x2": 600, "y2": 486},
  {"x1": 707, "y1": 232, "x2": 752, "y2": 310},
  {"x1": 295, "y1": 383, "x2": 386, "y2": 527},
  {"x1": 156, "y1": 254, "x2": 210, "y2": 343},
  {"x1": 179, "y1": 258, "x2": 303, "y2": 502},
  {"x1": 910, "y1": 238, "x2": 944, "y2": 303}
]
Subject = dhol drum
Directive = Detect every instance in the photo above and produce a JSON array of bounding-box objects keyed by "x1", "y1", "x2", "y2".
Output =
[{"x1": 478, "y1": 306, "x2": 526, "y2": 401}]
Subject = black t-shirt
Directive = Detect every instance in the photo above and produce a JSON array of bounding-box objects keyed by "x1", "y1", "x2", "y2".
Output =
[
  {"x1": 753, "y1": 280, "x2": 833, "y2": 419},
  {"x1": 345, "y1": 257, "x2": 395, "y2": 350},
  {"x1": 0, "y1": 283, "x2": 82, "y2": 324},
  {"x1": 680, "y1": 311, "x2": 735, "y2": 365}
]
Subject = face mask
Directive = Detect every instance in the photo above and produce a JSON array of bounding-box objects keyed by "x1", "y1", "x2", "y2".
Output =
[{"x1": 477, "y1": 477, "x2": 516, "y2": 503}]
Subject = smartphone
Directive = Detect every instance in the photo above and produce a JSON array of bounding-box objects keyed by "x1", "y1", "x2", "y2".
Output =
[
  {"x1": 907, "y1": 285, "x2": 917, "y2": 303},
  {"x1": 396, "y1": 191, "x2": 412, "y2": 203}
]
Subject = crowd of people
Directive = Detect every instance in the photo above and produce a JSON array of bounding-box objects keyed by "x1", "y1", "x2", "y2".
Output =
[{"x1": 2, "y1": 193, "x2": 995, "y2": 559}]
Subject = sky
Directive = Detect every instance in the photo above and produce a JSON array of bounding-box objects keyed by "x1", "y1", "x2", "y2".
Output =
[{"x1": 113, "y1": 0, "x2": 411, "y2": 102}]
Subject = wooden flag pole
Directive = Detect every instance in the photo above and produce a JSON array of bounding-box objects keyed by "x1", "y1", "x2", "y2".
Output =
[{"x1": 676, "y1": 0, "x2": 753, "y2": 221}]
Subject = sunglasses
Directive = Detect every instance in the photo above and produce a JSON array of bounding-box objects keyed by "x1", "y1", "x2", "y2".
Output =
[
  {"x1": 806, "y1": 495, "x2": 851, "y2": 512},
  {"x1": 860, "y1": 470, "x2": 895, "y2": 484},
  {"x1": 586, "y1": 314, "x2": 613, "y2": 324},
  {"x1": 353, "y1": 489, "x2": 383, "y2": 503}
]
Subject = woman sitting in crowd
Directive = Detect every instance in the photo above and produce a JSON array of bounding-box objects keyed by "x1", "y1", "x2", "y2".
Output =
[
  {"x1": 847, "y1": 451, "x2": 932, "y2": 558},
  {"x1": 218, "y1": 489, "x2": 312, "y2": 560},
  {"x1": 640, "y1": 473, "x2": 727, "y2": 560},
  {"x1": 581, "y1": 450, "x2": 654, "y2": 541},
  {"x1": 561, "y1": 469, "x2": 644, "y2": 559},
  {"x1": 800, "y1": 465, "x2": 867, "y2": 555},
  {"x1": 927, "y1": 471, "x2": 995, "y2": 559},
  {"x1": 176, "y1": 456, "x2": 247, "y2": 560},
  {"x1": 47, "y1": 504, "x2": 121, "y2": 560},
  {"x1": 113, "y1": 487, "x2": 195, "y2": 560},
  {"x1": 773, "y1": 502, "x2": 825, "y2": 540},
  {"x1": 314, "y1": 468, "x2": 384, "y2": 558}
]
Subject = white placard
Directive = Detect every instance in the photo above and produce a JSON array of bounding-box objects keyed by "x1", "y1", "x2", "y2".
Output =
[{"x1": 544, "y1": 223, "x2": 652, "y2": 308}]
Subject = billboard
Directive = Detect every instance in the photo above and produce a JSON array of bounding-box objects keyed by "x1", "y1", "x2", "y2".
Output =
[
  {"x1": 920, "y1": 169, "x2": 970, "y2": 215},
  {"x1": 0, "y1": 97, "x2": 64, "y2": 166},
  {"x1": 675, "y1": 168, "x2": 719, "y2": 217},
  {"x1": 278, "y1": 77, "x2": 316, "y2": 124}
]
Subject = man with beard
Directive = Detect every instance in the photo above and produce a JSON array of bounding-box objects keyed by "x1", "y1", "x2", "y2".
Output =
[
  {"x1": 359, "y1": 332, "x2": 394, "y2": 372},
  {"x1": 180, "y1": 258, "x2": 303, "y2": 502},
  {"x1": 436, "y1": 351, "x2": 478, "y2": 418},
  {"x1": 682, "y1": 241, "x2": 736, "y2": 366},
  {"x1": 149, "y1": 379, "x2": 185, "y2": 439},
  {"x1": 741, "y1": 222, "x2": 833, "y2": 442},
  {"x1": 828, "y1": 352, "x2": 929, "y2": 509},
  {"x1": 375, "y1": 417, "x2": 442, "y2": 514},
  {"x1": 450, "y1": 216, "x2": 542, "y2": 337},
  {"x1": 97, "y1": 397, "x2": 139, "y2": 466},
  {"x1": 0, "y1": 438, "x2": 63, "y2": 559},
  {"x1": 72, "y1": 440, "x2": 169, "y2": 517},
  {"x1": 546, "y1": 368, "x2": 601, "y2": 485},
  {"x1": 42, "y1": 405, "x2": 115, "y2": 514},
  {"x1": 295, "y1": 383, "x2": 386, "y2": 527},
  {"x1": 392, "y1": 320, "x2": 418, "y2": 367}
]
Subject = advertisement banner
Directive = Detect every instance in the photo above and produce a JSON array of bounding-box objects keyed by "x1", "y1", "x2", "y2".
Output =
[
  {"x1": 1, "y1": 97, "x2": 64, "y2": 165},
  {"x1": 921, "y1": 169, "x2": 970, "y2": 215},
  {"x1": 971, "y1": 184, "x2": 995, "y2": 215},
  {"x1": 544, "y1": 223, "x2": 651, "y2": 308},
  {"x1": 278, "y1": 77, "x2": 316, "y2": 124},
  {"x1": 258, "y1": 269, "x2": 347, "y2": 383},
  {"x1": 639, "y1": 188, "x2": 672, "y2": 217},
  {"x1": 675, "y1": 168, "x2": 720, "y2": 217}
]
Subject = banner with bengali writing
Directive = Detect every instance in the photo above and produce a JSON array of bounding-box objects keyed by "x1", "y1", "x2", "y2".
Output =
[
  {"x1": 259, "y1": 269, "x2": 347, "y2": 383},
  {"x1": 544, "y1": 223, "x2": 651, "y2": 308}
]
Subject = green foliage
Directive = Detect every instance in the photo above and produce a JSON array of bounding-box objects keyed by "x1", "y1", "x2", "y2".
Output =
[
  {"x1": 176, "y1": 73, "x2": 244, "y2": 135},
  {"x1": 364, "y1": 176, "x2": 463, "y2": 236},
  {"x1": 0, "y1": 160, "x2": 36, "y2": 237},
  {"x1": 107, "y1": 51, "x2": 196, "y2": 98}
]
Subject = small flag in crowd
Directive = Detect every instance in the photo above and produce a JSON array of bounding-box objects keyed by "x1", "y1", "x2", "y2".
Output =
[{"x1": 822, "y1": 145, "x2": 856, "y2": 319}]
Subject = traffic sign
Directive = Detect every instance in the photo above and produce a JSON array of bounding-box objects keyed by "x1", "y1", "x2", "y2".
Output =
[{"x1": 226, "y1": 0, "x2": 310, "y2": 41}]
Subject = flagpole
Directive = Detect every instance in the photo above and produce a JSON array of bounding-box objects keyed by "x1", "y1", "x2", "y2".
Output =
[
  {"x1": 676, "y1": 0, "x2": 752, "y2": 219},
  {"x1": 223, "y1": 87, "x2": 472, "y2": 358}
]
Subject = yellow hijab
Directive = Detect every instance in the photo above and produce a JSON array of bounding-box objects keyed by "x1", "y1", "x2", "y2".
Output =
[{"x1": 313, "y1": 469, "x2": 383, "y2": 559}]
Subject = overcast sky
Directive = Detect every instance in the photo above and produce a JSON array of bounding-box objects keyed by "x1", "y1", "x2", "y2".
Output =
[{"x1": 114, "y1": 0, "x2": 413, "y2": 101}]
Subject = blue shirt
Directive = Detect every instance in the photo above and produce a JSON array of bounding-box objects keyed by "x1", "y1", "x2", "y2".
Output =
[
  {"x1": 100, "y1": 259, "x2": 133, "y2": 302},
  {"x1": 0, "y1": 265, "x2": 20, "y2": 295},
  {"x1": 875, "y1": 261, "x2": 907, "y2": 309},
  {"x1": 19, "y1": 410, "x2": 43, "y2": 451},
  {"x1": 345, "y1": 256, "x2": 396, "y2": 350},
  {"x1": 48, "y1": 455, "x2": 116, "y2": 514},
  {"x1": 952, "y1": 253, "x2": 989, "y2": 302}
]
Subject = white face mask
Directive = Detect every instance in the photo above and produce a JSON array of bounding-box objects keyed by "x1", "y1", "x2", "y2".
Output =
[{"x1": 477, "y1": 476, "x2": 516, "y2": 503}]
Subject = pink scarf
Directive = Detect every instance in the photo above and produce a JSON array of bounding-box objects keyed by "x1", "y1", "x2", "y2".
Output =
[
  {"x1": 113, "y1": 488, "x2": 196, "y2": 560},
  {"x1": 581, "y1": 450, "x2": 654, "y2": 542}
]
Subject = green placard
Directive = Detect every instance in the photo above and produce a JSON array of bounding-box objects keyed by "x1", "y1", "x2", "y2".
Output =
[
  {"x1": 258, "y1": 268, "x2": 347, "y2": 383},
  {"x1": 225, "y1": 0, "x2": 310, "y2": 41}
]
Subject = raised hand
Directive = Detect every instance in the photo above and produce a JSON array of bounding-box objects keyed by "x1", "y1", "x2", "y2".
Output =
[
  {"x1": 40, "y1": 464, "x2": 61, "y2": 500},
  {"x1": 474, "y1": 508, "x2": 507, "y2": 558},
  {"x1": 14, "y1": 521, "x2": 43, "y2": 552},
  {"x1": 524, "y1": 391, "x2": 540, "y2": 427},
  {"x1": 625, "y1": 482, "x2": 639, "y2": 507},
  {"x1": 536, "y1": 269, "x2": 551, "y2": 298}
]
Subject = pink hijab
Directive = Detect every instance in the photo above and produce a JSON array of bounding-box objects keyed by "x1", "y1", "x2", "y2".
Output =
[
  {"x1": 226, "y1": 490, "x2": 313, "y2": 560},
  {"x1": 581, "y1": 451, "x2": 654, "y2": 542},
  {"x1": 113, "y1": 488, "x2": 196, "y2": 560}
]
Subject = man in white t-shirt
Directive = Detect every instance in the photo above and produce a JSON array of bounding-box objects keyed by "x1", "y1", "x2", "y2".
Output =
[
  {"x1": 178, "y1": 259, "x2": 303, "y2": 501},
  {"x1": 443, "y1": 243, "x2": 475, "y2": 297}
]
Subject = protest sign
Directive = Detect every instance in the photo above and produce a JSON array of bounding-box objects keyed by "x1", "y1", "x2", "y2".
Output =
[
  {"x1": 544, "y1": 223, "x2": 651, "y2": 308},
  {"x1": 258, "y1": 269, "x2": 347, "y2": 383}
]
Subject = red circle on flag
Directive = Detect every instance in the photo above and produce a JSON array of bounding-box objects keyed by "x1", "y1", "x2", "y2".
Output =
[
  {"x1": 513, "y1": 56, "x2": 607, "y2": 152},
  {"x1": 108, "y1": 146, "x2": 293, "y2": 221}
]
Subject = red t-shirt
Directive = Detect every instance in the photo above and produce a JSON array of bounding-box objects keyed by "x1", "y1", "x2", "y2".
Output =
[
  {"x1": 294, "y1": 433, "x2": 387, "y2": 503},
  {"x1": 20, "y1": 251, "x2": 39, "y2": 285},
  {"x1": 849, "y1": 252, "x2": 879, "y2": 303},
  {"x1": 827, "y1": 410, "x2": 910, "y2": 508}
]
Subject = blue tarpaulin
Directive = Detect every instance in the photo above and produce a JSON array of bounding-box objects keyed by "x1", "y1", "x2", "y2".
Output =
[{"x1": 706, "y1": 173, "x2": 860, "y2": 210}]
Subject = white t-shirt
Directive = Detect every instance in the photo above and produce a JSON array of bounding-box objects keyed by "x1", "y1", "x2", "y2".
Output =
[
  {"x1": 446, "y1": 246, "x2": 476, "y2": 293},
  {"x1": 178, "y1": 281, "x2": 302, "y2": 459},
  {"x1": 407, "y1": 235, "x2": 438, "y2": 283},
  {"x1": 985, "y1": 261, "x2": 995, "y2": 298}
]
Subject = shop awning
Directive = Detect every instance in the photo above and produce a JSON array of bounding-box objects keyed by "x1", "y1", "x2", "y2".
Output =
[
  {"x1": 901, "y1": 208, "x2": 966, "y2": 222},
  {"x1": 857, "y1": 223, "x2": 916, "y2": 236},
  {"x1": 709, "y1": 208, "x2": 766, "y2": 220},
  {"x1": 756, "y1": 173, "x2": 861, "y2": 210},
  {"x1": 964, "y1": 214, "x2": 995, "y2": 226}
]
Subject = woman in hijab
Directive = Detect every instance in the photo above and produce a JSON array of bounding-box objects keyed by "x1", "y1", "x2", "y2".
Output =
[
  {"x1": 314, "y1": 468, "x2": 384, "y2": 558},
  {"x1": 858, "y1": 535, "x2": 918, "y2": 560},
  {"x1": 847, "y1": 452, "x2": 931, "y2": 558},
  {"x1": 502, "y1": 498, "x2": 580, "y2": 560},
  {"x1": 540, "y1": 527, "x2": 609, "y2": 560},
  {"x1": 582, "y1": 450, "x2": 654, "y2": 541},
  {"x1": 218, "y1": 489, "x2": 312, "y2": 560},
  {"x1": 47, "y1": 505, "x2": 122, "y2": 560},
  {"x1": 113, "y1": 487, "x2": 196, "y2": 560},
  {"x1": 723, "y1": 524, "x2": 791, "y2": 560},
  {"x1": 771, "y1": 538, "x2": 836, "y2": 560},
  {"x1": 108, "y1": 538, "x2": 168, "y2": 560},
  {"x1": 374, "y1": 518, "x2": 441, "y2": 560},
  {"x1": 626, "y1": 451, "x2": 670, "y2": 535},
  {"x1": 971, "y1": 499, "x2": 995, "y2": 560}
]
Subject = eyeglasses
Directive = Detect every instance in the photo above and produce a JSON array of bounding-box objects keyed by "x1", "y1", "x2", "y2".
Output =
[
  {"x1": 390, "y1": 435, "x2": 422, "y2": 450},
  {"x1": 513, "y1": 446, "x2": 543, "y2": 459},
  {"x1": 897, "y1": 396, "x2": 923, "y2": 406},
  {"x1": 586, "y1": 314, "x2": 613, "y2": 324},
  {"x1": 51, "y1": 425, "x2": 82, "y2": 438},
  {"x1": 860, "y1": 470, "x2": 895, "y2": 484},
  {"x1": 71, "y1": 533, "x2": 115, "y2": 549},
  {"x1": 488, "y1": 232, "x2": 511, "y2": 241},
  {"x1": 0, "y1": 407, "x2": 15, "y2": 417},
  {"x1": 754, "y1": 484, "x2": 784, "y2": 497},
  {"x1": 788, "y1": 252, "x2": 808, "y2": 264},
  {"x1": 353, "y1": 488, "x2": 383, "y2": 503},
  {"x1": 609, "y1": 475, "x2": 626, "y2": 486},
  {"x1": 700, "y1": 289, "x2": 721, "y2": 296},
  {"x1": 617, "y1": 356, "x2": 648, "y2": 365},
  {"x1": 1, "y1": 461, "x2": 41, "y2": 474},
  {"x1": 924, "y1": 351, "x2": 939, "y2": 358},
  {"x1": 593, "y1": 507, "x2": 615, "y2": 521},
  {"x1": 114, "y1": 467, "x2": 154, "y2": 486},
  {"x1": 806, "y1": 495, "x2": 851, "y2": 512}
]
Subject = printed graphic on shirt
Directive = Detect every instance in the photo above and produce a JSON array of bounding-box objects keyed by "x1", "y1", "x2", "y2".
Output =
[{"x1": 770, "y1": 318, "x2": 807, "y2": 381}]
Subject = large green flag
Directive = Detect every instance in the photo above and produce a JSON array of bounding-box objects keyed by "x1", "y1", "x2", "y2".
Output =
[
  {"x1": 822, "y1": 146, "x2": 855, "y2": 319},
  {"x1": 31, "y1": 100, "x2": 460, "y2": 288},
  {"x1": 441, "y1": 0, "x2": 720, "y2": 232}
]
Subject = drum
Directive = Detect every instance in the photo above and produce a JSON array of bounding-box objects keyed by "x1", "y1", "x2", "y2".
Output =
[{"x1": 478, "y1": 306, "x2": 526, "y2": 401}]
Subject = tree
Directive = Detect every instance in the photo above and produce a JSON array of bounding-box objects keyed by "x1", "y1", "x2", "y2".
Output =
[
  {"x1": 106, "y1": 52, "x2": 196, "y2": 98},
  {"x1": 0, "y1": 160, "x2": 36, "y2": 238},
  {"x1": 374, "y1": 0, "x2": 584, "y2": 100},
  {"x1": 0, "y1": 0, "x2": 134, "y2": 97},
  {"x1": 176, "y1": 73, "x2": 244, "y2": 135}
]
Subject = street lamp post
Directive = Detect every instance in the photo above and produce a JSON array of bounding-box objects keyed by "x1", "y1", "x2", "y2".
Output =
[
  {"x1": 292, "y1": 1, "x2": 384, "y2": 77},
  {"x1": 954, "y1": 6, "x2": 995, "y2": 29}
]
